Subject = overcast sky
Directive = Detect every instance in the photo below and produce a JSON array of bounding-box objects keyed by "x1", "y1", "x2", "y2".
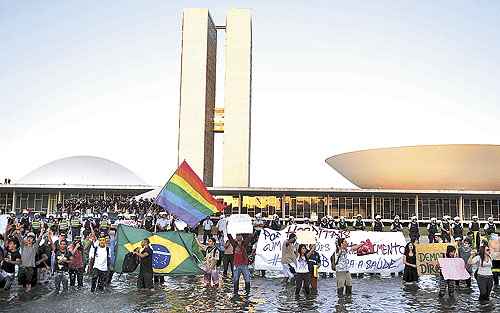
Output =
[{"x1": 1, "y1": 1, "x2": 500, "y2": 188}]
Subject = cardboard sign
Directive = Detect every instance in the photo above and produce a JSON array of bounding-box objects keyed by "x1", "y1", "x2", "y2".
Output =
[
  {"x1": 296, "y1": 230, "x2": 317, "y2": 244},
  {"x1": 438, "y1": 258, "x2": 471, "y2": 280},
  {"x1": 416, "y1": 243, "x2": 456, "y2": 276},
  {"x1": 226, "y1": 214, "x2": 253, "y2": 236}
]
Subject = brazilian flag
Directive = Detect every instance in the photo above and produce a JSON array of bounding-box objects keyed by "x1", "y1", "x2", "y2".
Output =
[{"x1": 114, "y1": 224, "x2": 204, "y2": 275}]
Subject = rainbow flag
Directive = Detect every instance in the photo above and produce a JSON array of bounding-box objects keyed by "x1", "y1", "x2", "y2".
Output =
[{"x1": 155, "y1": 161, "x2": 224, "y2": 227}]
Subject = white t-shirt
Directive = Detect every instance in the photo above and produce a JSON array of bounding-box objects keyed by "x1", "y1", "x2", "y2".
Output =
[
  {"x1": 203, "y1": 219, "x2": 213, "y2": 231},
  {"x1": 156, "y1": 218, "x2": 169, "y2": 229},
  {"x1": 295, "y1": 256, "x2": 309, "y2": 273},
  {"x1": 89, "y1": 246, "x2": 109, "y2": 271},
  {"x1": 217, "y1": 218, "x2": 227, "y2": 233},
  {"x1": 470, "y1": 255, "x2": 493, "y2": 276}
]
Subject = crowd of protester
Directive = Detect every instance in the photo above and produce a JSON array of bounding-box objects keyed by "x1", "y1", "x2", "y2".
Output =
[{"x1": 0, "y1": 199, "x2": 499, "y2": 303}]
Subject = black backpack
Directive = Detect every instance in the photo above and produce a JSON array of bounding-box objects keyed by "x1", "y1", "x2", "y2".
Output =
[{"x1": 122, "y1": 252, "x2": 139, "y2": 273}]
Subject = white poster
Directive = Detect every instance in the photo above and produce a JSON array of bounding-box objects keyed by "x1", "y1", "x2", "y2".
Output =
[
  {"x1": 255, "y1": 225, "x2": 342, "y2": 273},
  {"x1": 0, "y1": 215, "x2": 9, "y2": 235},
  {"x1": 255, "y1": 225, "x2": 406, "y2": 274},
  {"x1": 346, "y1": 231, "x2": 406, "y2": 274}
]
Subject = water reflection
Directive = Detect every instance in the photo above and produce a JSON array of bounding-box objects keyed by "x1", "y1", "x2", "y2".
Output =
[{"x1": 0, "y1": 274, "x2": 498, "y2": 313}]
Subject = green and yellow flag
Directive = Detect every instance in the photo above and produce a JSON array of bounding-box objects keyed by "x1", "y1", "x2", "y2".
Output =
[{"x1": 114, "y1": 224, "x2": 204, "y2": 276}]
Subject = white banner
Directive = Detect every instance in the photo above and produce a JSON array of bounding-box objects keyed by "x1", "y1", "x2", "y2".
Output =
[
  {"x1": 346, "y1": 231, "x2": 406, "y2": 273},
  {"x1": 255, "y1": 225, "x2": 406, "y2": 274}
]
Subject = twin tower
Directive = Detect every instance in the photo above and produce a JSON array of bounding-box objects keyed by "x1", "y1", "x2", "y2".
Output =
[{"x1": 177, "y1": 8, "x2": 252, "y2": 187}]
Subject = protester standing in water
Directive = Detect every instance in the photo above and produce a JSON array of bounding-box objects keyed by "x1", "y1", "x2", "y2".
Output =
[
  {"x1": 331, "y1": 238, "x2": 361, "y2": 297},
  {"x1": 197, "y1": 236, "x2": 220, "y2": 287},
  {"x1": 456, "y1": 237, "x2": 472, "y2": 288},
  {"x1": 227, "y1": 233, "x2": 254, "y2": 294},
  {"x1": 402, "y1": 242, "x2": 418, "y2": 283},
  {"x1": 294, "y1": 244, "x2": 313, "y2": 296},
  {"x1": 307, "y1": 244, "x2": 321, "y2": 293},
  {"x1": 134, "y1": 238, "x2": 154, "y2": 291},
  {"x1": 468, "y1": 242, "x2": 497, "y2": 301},
  {"x1": 438, "y1": 245, "x2": 457, "y2": 298}
]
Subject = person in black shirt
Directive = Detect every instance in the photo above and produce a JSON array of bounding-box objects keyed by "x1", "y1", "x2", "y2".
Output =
[
  {"x1": 0, "y1": 239, "x2": 21, "y2": 290},
  {"x1": 134, "y1": 238, "x2": 153, "y2": 290},
  {"x1": 52, "y1": 239, "x2": 72, "y2": 294}
]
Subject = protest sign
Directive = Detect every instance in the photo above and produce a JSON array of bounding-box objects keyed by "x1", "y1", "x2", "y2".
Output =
[
  {"x1": 438, "y1": 258, "x2": 470, "y2": 280},
  {"x1": 0, "y1": 215, "x2": 9, "y2": 235},
  {"x1": 226, "y1": 214, "x2": 253, "y2": 236},
  {"x1": 416, "y1": 243, "x2": 455, "y2": 276},
  {"x1": 255, "y1": 226, "x2": 405, "y2": 274},
  {"x1": 346, "y1": 231, "x2": 406, "y2": 273},
  {"x1": 296, "y1": 230, "x2": 317, "y2": 244}
]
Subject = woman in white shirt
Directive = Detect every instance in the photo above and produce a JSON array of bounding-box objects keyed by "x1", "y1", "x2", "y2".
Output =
[
  {"x1": 468, "y1": 243, "x2": 495, "y2": 301},
  {"x1": 294, "y1": 244, "x2": 314, "y2": 296}
]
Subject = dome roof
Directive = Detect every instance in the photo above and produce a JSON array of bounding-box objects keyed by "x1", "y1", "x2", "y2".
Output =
[
  {"x1": 326, "y1": 144, "x2": 500, "y2": 191},
  {"x1": 18, "y1": 156, "x2": 147, "y2": 186}
]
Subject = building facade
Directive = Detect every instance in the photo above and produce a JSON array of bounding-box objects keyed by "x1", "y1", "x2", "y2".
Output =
[{"x1": 210, "y1": 187, "x2": 500, "y2": 223}]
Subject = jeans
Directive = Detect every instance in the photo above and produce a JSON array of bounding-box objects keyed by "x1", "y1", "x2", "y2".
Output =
[
  {"x1": 477, "y1": 274, "x2": 494, "y2": 301},
  {"x1": 91, "y1": 268, "x2": 108, "y2": 292},
  {"x1": 233, "y1": 265, "x2": 251, "y2": 290},
  {"x1": 439, "y1": 276, "x2": 454, "y2": 296},
  {"x1": 138, "y1": 271, "x2": 153, "y2": 289},
  {"x1": 222, "y1": 254, "x2": 234, "y2": 277},
  {"x1": 54, "y1": 271, "x2": 69, "y2": 293},
  {"x1": 203, "y1": 230, "x2": 211, "y2": 244},
  {"x1": 69, "y1": 268, "x2": 84, "y2": 287},
  {"x1": 0, "y1": 272, "x2": 14, "y2": 290},
  {"x1": 295, "y1": 272, "x2": 311, "y2": 296}
]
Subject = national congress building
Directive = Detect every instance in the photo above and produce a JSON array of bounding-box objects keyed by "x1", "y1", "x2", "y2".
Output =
[{"x1": 1, "y1": 9, "x2": 499, "y2": 225}]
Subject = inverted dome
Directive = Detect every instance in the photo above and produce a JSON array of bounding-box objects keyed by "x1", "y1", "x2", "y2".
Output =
[
  {"x1": 326, "y1": 144, "x2": 500, "y2": 191},
  {"x1": 18, "y1": 156, "x2": 147, "y2": 186}
]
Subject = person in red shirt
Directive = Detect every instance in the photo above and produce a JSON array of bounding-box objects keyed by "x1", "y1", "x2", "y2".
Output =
[
  {"x1": 68, "y1": 236, "x2": 84, "y2": 287},
  {"x1": 227, "y1": 233, "x2": 254, "y2": 294}
]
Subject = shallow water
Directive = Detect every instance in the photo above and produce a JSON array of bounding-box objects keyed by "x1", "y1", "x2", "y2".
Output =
[{"x1": 0, "y1": 273, "x2": 498, "y2": 313}]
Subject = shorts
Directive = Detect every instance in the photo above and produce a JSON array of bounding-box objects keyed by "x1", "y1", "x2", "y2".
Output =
[
  {"x1": 19, "y1": 267, "x2": 34, "y2": 285},
  {"x1": 336, "y1": 271, "x2": 352, "y2": 288}
]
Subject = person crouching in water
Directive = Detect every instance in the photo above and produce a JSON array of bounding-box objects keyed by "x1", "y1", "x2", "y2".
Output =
[
  {"x1": 331, "y1": 238, "x2": 361, "y2": 297},
  {"x1": 227, "y1": 233, "x2": 254, "y2": 294},
  {"x1": 294, "y1": 244, "x2": 314, "y2": 296},
  {"x1": 438, "y1": 245, "x2": 457, "y2": 298},
  {"x1": 196, "y1": 236, "x2": 220, "y2": 287}
]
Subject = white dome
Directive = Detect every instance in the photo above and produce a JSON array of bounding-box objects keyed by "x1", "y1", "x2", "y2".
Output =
[{"x1": 18, "y1": 156, "x2": 147, "y2": 186}]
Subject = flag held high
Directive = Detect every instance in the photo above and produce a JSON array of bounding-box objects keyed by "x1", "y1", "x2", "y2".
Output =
[{"x1": 155, "y1": 161, "x2": 224, "y2": 227}]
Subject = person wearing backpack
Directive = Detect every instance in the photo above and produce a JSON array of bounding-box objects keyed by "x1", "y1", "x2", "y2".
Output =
[{"x1": 88, "y1": 236, "x2": 110, "y2": 292}]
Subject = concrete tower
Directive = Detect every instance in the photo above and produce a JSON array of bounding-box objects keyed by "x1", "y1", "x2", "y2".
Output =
[
  {"x1": 223, "y1": 9, "x2": 252, "y2": 188},
  {"x1": 177, "y1": 9, "x2": 217, "y2": 186},
  {"x1": 177, "y1": 8, "x2": 252, "y2": 187}
]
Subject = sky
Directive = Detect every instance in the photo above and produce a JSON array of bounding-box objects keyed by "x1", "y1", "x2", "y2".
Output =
[{"x1": 1, "y1": 1, "x2": 500, "y2": 188}]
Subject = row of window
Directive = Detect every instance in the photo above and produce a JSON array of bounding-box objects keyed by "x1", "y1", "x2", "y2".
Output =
[
  {"x1": 0, "y1": 192, "x2": 136, "y2": 213},
  {"x1": 219, "y1": 195, "x2": 500, "y2": 221}
]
